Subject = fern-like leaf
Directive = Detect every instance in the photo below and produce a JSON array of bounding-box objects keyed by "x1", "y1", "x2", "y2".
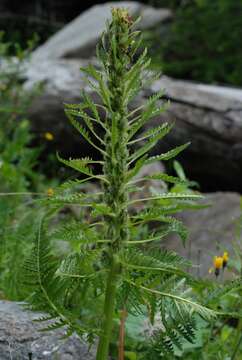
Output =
[{"x1": 145, "y1": 143, "x2": 190, "y2": 164}]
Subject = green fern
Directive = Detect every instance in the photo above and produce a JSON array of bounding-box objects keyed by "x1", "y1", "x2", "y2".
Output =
[{"x1": 24, "y1": 216, "x2": 100, "y2": 339}]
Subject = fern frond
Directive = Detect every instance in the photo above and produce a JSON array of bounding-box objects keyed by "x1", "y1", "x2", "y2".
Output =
[
  {"x1": 132, "y1": 212, "x2": 188, "y2": 244},
  {"x1": 121, "y1": 248, "x2": 191, "y2": 279},
  {"x1": 147, "y1": 310, "x2": 196, "y2": 358},
  {"x1": 23, "y1": 218, "x2": 74, "y2": 332},
  {"x1": 24, "y1": 218, "x2": 100, "y2": 338},
  {"x1": 206, "y1": 277, "x2": 242, "y2": 305},
  {"x1": 141, "y1": 283, "x2": 216, "y2": 320},
  {"x1": 50, "y1": 220, "x2": 101, "y2": 247}
]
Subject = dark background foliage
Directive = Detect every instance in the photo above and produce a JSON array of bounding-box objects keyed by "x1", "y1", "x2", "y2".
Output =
[
  {"x1": 152, "y1": 0, "x2": 242, "y2": 86},
  {"x1": 1, "y1": 0, "x2": 242, "y2": 86}
]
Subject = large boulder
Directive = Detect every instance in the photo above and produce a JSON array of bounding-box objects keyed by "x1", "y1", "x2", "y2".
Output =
[
  {"x1": 0, "y1": 300, "x2": 95, "y2": 359},
  {"x1": 148, "y1": 77, "x2": 242, "y2": 191},
  {"x1": 25, "y1": 59, "x2": 242, "y2": 191},
  {"x1": 25, "y1": 59, "x2": 88, "y2": 154},
  {"x1": 31, "y1": 2, "x2": 172, "y2": 61},
  {"x1": 165, "y1": 192, "x2": 241, "y2": 277}
]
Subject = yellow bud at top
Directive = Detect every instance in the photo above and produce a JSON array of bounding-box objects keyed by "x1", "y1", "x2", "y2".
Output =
[
  {"x1": 111, "y1": 8, "x2": 133, "y2": 25},
  {"x1": 44, "y1": 132, "x2": 54, "y2": 141},
  {"x1": 47, "y1": 188, "x2": 54, "y2": 197},
  {"x1": 223, "y1": 251, "x2": 229, "y2": 263},
  {"x1": 213, "y1": 256, "x2": 223, "y2": 270}
]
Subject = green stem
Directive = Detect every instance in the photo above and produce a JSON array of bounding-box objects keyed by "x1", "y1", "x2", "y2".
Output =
[
  {"x1": 95, "y1": 9, "x2": 131, "y2": 358},
  {"x1": 231, "y1": 320, "x2": 242, "y2": 360},
  {"x1": 231, "y1": 333, "x2": 242, "y2": 360},
  {"x1": 96, "y1": 257, "x2": 119, "y2": 360}
]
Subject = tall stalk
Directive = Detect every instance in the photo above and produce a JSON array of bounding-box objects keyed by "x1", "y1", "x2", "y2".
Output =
[
  {"x1": 24, "y1": 7, "x2": 218, "y2": 360},
  {"x1": 96, "y1": 9, "x2": 130, "y2": 359}
]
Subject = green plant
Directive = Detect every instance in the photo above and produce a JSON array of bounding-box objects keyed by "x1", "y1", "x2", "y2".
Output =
[
  {"x1": 24, "y1": 8, "x2": 224, "y2": 359},
  {"x1": 148, "y1": 0, "x2": 242, "y2": 86},
  {"x1": 0, "y1": 33, "x2": 45, "y2": 299},
  {"x1": 155, "y1": 198, "x2": 242, "y2": 360},
  {"x1": 109, "y1": 203, "x2": 242, "y2": 360}
]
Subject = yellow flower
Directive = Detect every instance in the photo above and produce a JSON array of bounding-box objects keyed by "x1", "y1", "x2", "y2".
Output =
[
  {"x1": 214, "y1": 256, "x2": 223, "y2": 269},
  {"x1": 222, "y1": 251, "x2": 229, "y2": 268},
  {"x1": 44, "y1": 132, "x2": 54, "y2": 141},
  {"x1": 47, "y1": 188, "x2": 54, "y2": 197},
  {"x1": 213, "y1": 256, "x2": 223, "y2": 277}
]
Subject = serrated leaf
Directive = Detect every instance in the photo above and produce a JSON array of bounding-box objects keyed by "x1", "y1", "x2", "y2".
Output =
[
  {"x1": 65, "y1": 111, "x2": 106, "y2": 155},
  {"x1": 81, "y1": 65, "x2": 112, "y2": 110},
  {"x1": 128, "y1": 90, "x2": 166, "y2": 140},
  {"x1": 145, "y1": 143, "x2": 190, "y2": 164},
  {"x1": 57, "y1": 154, "x2": 94, "y2": 176},
  {"x1": 128, "y1": 123, "x2": 173, "y2": 164},
  {"x1": 128, "y1": 123, "x2": 171, "y2": 145},
  {"x1": 130, "y1": 192, "x2": 203, "y2": 205},
  {"x1": 91, "y1": 203, "x2": 114, "y2": 217},
  {"x1": 145, "y1": 173, "x2": 191, "y2": 186},
  {"x1": 126, "y1": 155, "x2": 147, "y2": 182}
]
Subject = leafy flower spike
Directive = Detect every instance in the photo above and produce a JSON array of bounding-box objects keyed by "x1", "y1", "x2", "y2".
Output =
[{"x1": 24, "y1": 7, "x2": 217, "y2": 360}]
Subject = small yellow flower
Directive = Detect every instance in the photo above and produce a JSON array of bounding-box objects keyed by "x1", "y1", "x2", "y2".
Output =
[
  {"x1": 47, "y1": 188, "x2": 54, "y2": 197},
  {"x1": 222, "y1": 251, "x2": 229, "y2": 268},
  {"x1": 213, "y1": 256, "x2": 223, "y2": 277},
  {"x1": 44, "y1": 132, "x2": 54, "y2": 141},
  {"x1": 214, "y1": 256, "x2": 223, "y2": 269}
]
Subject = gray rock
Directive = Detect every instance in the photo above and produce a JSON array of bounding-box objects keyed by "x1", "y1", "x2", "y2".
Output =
[
  {"x1": 24, "y1": 59, "x2": 242, "y2": 190},
  {"x1": 25, "y1": 59, "x2": 87, "y2": 137},
  {"x1": 165, "y1": 192, "x2": 241, "y2": 277},
  {"x1": 32, "y1": 2, "x2": 172, "y2": 61},
  {"x1": 145, "y1": 76, "x2": 242, "y2": 191},
  {"x1": 0, "y1": 300, "x2": 95, "y2": 360}
]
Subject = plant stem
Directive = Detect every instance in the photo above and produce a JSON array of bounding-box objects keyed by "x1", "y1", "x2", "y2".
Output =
[
  {"x1": 231, "y1": 320, "x2": 242, "y2": 360},
  {"x1": 96, "y1": 257, "x2": 119, "y2": 360},
  {"x1": 231, "y1": 333, "x2": 242, "y2": 360},
  {"x1": 96, "y1": 9, "x2": 131, "y2": 358},
  {"x1": 118, "y1": 308, "x2": 127, "y2": 360}
]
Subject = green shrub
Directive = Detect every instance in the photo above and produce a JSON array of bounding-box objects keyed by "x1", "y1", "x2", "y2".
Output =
[
  {"x1": 149, "y1": 0, "x2": 242, "y2": 86},
  {"x1": 0, "y1": 34, "x2": 45, "y2": 299}
]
